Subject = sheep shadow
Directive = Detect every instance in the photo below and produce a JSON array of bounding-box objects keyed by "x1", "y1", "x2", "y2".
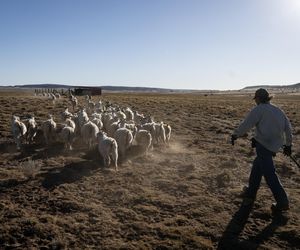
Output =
[
  {"x1": 0, "y1": 141, "x2": 19, "y2": 154},
  {"x1": 41, "y1": 160, "x2": 99, "y2": 190},
  {"x1": 0, "y1": 178, "x2": 30, "y2": 192},
  {"x1": 12, "y1": 142, "x2": 65, "y2": 161},
  {"x1": 83, "y1": 144, "x2": 147, "y2": 166},
  {"x1": 125, "y1": 145, "x2": 150, "y2": 160},
  {"x1": 82, "y1": 146, "x2": 101, "y2": 161},
  {"x1": 83, "y1": 146, "x2": 120, "y2": 169}
]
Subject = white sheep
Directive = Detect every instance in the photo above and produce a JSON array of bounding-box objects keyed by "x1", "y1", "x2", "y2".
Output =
[
  {"x1": 42, "y1": 115, "x2": 57, "y2": 145},
  {"x1": 140, "y1": 114, "x2": 153, "y2": 125},
  {"x1": 119, "y1": 120, "x2": 138, "y2": 138},
  {"x1": 81, "y1": 121, "x2": 99, "y2": 149},
  {"x1": 72, "y1": 114, "x2": 81, "y2": 136},
  {"x1": 91, "y1": 112, "x2": 102, "y2": 120},
  {"x1": 106, "y1": 119, "x2": 120, "y2": 137},
  {"x1": 11, "y1": 115, "x2": 27, "y2": 150},
  {"x1": 97, "y1": 131, "x2": 118, "y2": 171},
  {"x1": 153, "y1": 122, "x2": 166, "y2": 144},
  {"x1": 64, "y1": 118, "x2": 76, "y2": 129},
  {"x1": 87, "y1": 100, "x2": 95, "y2": 113},
  {"x1": 95, "y1": 100, "x2": 103, "y2": 112},
  {"x1": 114, "y1": 128, "x2": 133, "y2": 160},
  {"x1": 25, "y1": 116, "x2": 38, "y2": 144},
  {"x1": 101, "y1": 112, "x2": 113, "y2": 131},
  {"x1": 139, "y1": 123, "x2": 156, "y2": 145},
  {"x1": 135, "y1": 129, "x2": 152, "y2": 154},
  {"x1": 164, "y1": 124, "x2": 172, "y2": 143},
  {"x1": 85, "y1": 95, "x2": 95, "y2": 113},
  {"x1": 59, "y1": 126, "x2": 76, "y2": 150},
  {"x1": 115, "y1": 110, "x2": 126, "y2": 121},
  {"x1": 124, "y1": 107, "x2": 134, "y2": 121},
  {"x1": 78, "y1": 109, "x2": 89, "y2": 128},
  {"x1": 49, "y1": 93, "x2": 57, "y2": 104},
  {"x1": 61, "y1": 108, "x2": 73, "y2": 121},
  {"x1": 70, "y1": 95, "x2": 78, "y2": 111},
  {"x1": 133, "y1": 111, "x2": 145, "y2": 125},
  {"x1": 91, "y1": 117, "x2": 103, "y2": 130}
]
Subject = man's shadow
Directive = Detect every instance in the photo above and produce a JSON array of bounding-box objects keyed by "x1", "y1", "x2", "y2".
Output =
[{"x1": 217, "y1": 203, "x2": 287, "y2": 250}]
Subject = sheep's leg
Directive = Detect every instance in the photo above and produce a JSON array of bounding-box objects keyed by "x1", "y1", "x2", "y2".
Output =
[
  {"x1": 113, "y1": 158, "x2": 118, "y2": 171},
  {"x1": 16, "y1": 137, "x2": 21, "y2": 150},
  {"x1": 28, "y1": 135, "x2": 33, "y2": 144},
  {"x1": 119, "y1": 148, "x2": 125, "y2": 162},
  {"x1": 142, "y1": 146, "x2": 147, "y2": 156},
  {"x1": 115, "y1": 157, "x2": 119, "y2": 170},
  {"x1": 104, "y1": 156, "x2": 111, "y2": 168},
  {"x1": 44, "y1": 135, "x2": 49, "y2": 145},
  {"x1": 161, "y1": 135, "x2": 166, "y2": 145}
]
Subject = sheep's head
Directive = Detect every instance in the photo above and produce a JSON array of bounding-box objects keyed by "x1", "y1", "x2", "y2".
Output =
[
  {"x1": 29, "y1": 116, "x2": 36, "y2": 123},
  {"x1": 12, "y1": 115, "x2": 19, "y2": 121},
  {"x1": 97, "y1": 130, "x2": 107, "y2": 139}
]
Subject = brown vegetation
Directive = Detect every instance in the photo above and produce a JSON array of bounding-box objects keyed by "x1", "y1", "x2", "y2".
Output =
[{"x1": 0, "y1": 90, "x2": 299, "y2": 249}]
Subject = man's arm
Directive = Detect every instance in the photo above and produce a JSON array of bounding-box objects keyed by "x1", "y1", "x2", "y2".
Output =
[{"x1": 233, "y1": 107, "x2": 260, "y2": 137}]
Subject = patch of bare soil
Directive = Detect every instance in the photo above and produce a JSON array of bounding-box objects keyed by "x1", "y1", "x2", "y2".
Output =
[{"x1": 0, "y1": 91, "x2": 300, "y2": 249}]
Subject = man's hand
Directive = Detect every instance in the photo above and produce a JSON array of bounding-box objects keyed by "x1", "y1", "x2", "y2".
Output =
[
  {"x1": 283, "y1": 145, "x2": 292, "y2": 156},
  {"x1": 231, "y1": 134, "x2": 238, "y2": 145},
  {"x1": 251, "y1": 138, "x2": 257, "y2": 148}
]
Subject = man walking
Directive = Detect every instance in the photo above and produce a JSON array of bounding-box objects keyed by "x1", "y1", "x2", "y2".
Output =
[{"x1": 231, "y1": 88, "x2": 293, "y2": 212}]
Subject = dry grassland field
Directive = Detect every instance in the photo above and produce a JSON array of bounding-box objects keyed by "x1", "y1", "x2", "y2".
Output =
[{"x1": 0, "y1": 89, "x2": 300, "y2": 249}]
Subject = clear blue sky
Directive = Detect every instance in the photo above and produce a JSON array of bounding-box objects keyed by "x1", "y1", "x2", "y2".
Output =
[{"x1": 1, "y1": 0, "x2": 300, "y2": 90}]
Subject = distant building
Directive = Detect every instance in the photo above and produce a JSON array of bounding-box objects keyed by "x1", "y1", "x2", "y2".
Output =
[{"x1": 73, "y1": 87, "x2": 102, "y2": 96}]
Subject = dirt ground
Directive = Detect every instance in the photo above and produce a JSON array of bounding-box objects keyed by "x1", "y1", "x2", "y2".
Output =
[{"x1": 0, "y1": 90, "x2": 300, "y2": 249}]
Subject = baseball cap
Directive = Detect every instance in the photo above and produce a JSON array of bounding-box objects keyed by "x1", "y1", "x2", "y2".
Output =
[{"x1": 253, "y1": 88, "x2": 272, "y2": 102}]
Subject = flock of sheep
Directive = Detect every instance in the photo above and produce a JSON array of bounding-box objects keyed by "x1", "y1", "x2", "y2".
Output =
[{"x1": 11, "y1": 94, "x2": 172, "y2": 171}]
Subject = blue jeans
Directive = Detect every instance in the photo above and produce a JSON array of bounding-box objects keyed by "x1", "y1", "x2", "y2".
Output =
[{"x1": 246, "y1": 142, "x2": 289, "y2": 206}]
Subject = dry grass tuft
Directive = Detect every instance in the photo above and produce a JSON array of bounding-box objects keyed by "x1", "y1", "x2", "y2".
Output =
[
  {"x1": 20, "y1": 158, "x2": 41, "y2": 179},
  {"x1": 216, "y1": 170, "x2": 231, "y2": 188}
]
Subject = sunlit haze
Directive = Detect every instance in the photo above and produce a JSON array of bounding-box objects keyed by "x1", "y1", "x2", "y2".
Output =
[{"x1": 0, "y1": 0, "x2": 299, "y2": 90}]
